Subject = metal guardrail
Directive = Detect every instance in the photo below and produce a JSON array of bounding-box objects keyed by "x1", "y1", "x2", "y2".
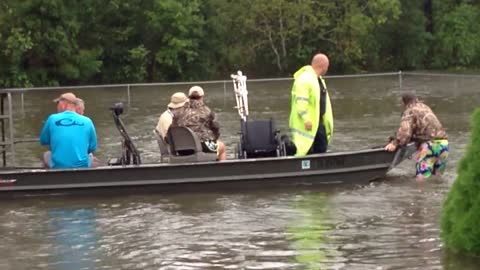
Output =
[
  {"x1": 3, "y1": 70, "x2": 480, "y2": 115},
  {"x1": 403, "y1": 71, "x2": 480, "y2": 78},
  {"x1": 0, "y1": 71, "x2": 405, "y2": 112},
  {"x1": 2, "y1": 70, "x2": 480, "y2": 112},
  {"x1": 0, "y1": 93, "x2": 15, "y2": 166},
  {"x1": 3, "y1": 70, "x2": 480, "y2": 93},
  {"x1": 0, "y1": 71, "x2": 403, "y2": 93}
]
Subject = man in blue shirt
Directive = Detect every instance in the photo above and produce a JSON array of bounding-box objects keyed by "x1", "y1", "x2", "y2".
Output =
[{"x1": 40, "y1": 92, "x2": 97, "y2": 169}]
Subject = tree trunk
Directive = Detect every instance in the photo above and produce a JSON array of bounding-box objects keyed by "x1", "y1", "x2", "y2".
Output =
[
  {"x1": 423, "y1": 0, "x2": 433, "y2": 68},
  {"x1": 147, "y1": 52, "x2": 156, "y2": 82},
  {"x1": 424, "y1": 0, "x2": 433, "y2": 33}
]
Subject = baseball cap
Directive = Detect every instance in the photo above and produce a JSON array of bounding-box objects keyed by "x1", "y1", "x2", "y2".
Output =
[
  {"x1": 53, "y1": 92, "x2": 78, "y2": 104},
  {"x1": 188, "y1": 86, "x2": 204, "y2": 97}
]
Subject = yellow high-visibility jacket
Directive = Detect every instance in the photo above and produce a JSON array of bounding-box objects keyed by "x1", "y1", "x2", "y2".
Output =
[{"x1": 289, "y1": 65, "x2": 333, "y2": 156}]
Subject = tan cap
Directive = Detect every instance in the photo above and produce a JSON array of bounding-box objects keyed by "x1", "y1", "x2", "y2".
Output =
[
  {"x1": 168, "y1": 92, "x2": 188, "y2": 109},
  {"x1": 188, "y1": 86, "x2": 204, "y2": 97},
  {"x1": 53, "y1": 92, "x2": 78, "y2": 104}
]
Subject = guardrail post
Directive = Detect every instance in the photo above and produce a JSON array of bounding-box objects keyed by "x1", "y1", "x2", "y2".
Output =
[
  {"x1": 398, "y1": 70, "x2": 403, "y2": 90},
  {"x1": 21, "y1": 92, "x2": 25, "y2": 116},
  {"x1": 7, "y1": 93, "x2": 15, "y2": 167},
  {"x1": 127, "y1": 84, "x2": 131, "y2": 107},
  {"x1": 223, "y1": 81, "x2": 227, "y2": 108}
]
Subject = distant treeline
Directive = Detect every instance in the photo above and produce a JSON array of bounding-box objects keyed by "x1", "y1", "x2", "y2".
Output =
[{"x1": 1, "y1": 0, "x2": 479, "y2": 87}]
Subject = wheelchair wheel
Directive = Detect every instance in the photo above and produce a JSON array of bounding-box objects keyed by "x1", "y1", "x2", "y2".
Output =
[
  {"x1": 235, "y1": 142, "x2": 242, "y2": 159},
  {"x1": 278, "y1": 141, "x2": 287, "y2": 156}
]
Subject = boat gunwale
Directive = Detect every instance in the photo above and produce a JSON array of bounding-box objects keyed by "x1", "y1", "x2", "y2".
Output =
[
  {"x1": 0, "y1": 163, "x2": 391, "y2": 191},
  {"x1": 0, "y1": 146, "x2": 390, "y2": 175}
]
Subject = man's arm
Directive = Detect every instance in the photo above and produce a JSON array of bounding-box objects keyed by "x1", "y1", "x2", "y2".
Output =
[
  {"x1": 293, "y1": 78, "x2": 312, "y2": 130},
  {"x1": 39, "y1": 116, "x2": 51, "y2": 146},
  {"x1": 88, "y1": 120, "x2": 98, "y2": 154},
  {"x1": 209, "y1": 111, "x2": 220, "y2": 140},
  {"x1": 394, "y1": 110, "x2": 414, "y2": 146},
  {"x1": 323, "y1": 89, "x2": 334, "y2": 143},
  {"x1": 385, "y1": 109, "x2": 414, "y2": 151},
  {"x1": 156, "y1": 112, "x2": 172, "y2": 140}
]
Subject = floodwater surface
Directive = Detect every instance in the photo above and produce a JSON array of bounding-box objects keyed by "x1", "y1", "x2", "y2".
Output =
[{"x1": 1, "y1": 73, "x2": 479, "y2": 269}]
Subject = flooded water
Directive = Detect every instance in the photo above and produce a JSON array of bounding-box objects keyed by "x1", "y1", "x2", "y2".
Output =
[{"x1": 1, "y1": 73, "x2": 480, "y2": 269}]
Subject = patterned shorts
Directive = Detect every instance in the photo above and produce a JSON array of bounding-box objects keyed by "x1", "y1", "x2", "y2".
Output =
[{"x1": 416, "y1": 139, "x2": 449, "y2": 179}]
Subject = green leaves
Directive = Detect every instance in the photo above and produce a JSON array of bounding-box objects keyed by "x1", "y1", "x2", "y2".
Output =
[
  {"x1": 1, "y1": 0, "x2": 480, "y2": 87},
  {"x1": 432, "y1": 3, "x2": 480, "y2": 69},
  {"x1": 442, "y1": 108, "x2": 480, "y2": 256},
  {"x1": 144, "y1": 0, "x2": 204, "y2": 80},
  {"x1": 0, "y1": 27, "x2": 34, "y2": 87},
  {"x1": 121, "y1": 45, "x2": 148, "y2": 83}
]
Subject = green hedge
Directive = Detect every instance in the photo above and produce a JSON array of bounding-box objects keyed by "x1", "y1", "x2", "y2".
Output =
[{"x1": 441, "y1": 107, "x2": 480, "y2": 255}]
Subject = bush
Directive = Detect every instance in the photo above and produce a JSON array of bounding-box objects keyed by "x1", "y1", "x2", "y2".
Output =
[{"x1": 441, "y1": 107, "x2": 480, "y2": 255}]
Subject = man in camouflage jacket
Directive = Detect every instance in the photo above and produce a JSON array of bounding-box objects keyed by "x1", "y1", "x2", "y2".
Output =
[
  {"x1": 172, "y1": 86, "x2": 226, "y2": 160},
  {"x1": 385, "y1": 93, "x2": 449, "y2": 180}
]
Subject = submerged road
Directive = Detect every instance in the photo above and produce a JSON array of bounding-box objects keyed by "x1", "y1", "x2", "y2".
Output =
[{"x1": 1, "y1": 73, "x2": 479, "y2": 269}]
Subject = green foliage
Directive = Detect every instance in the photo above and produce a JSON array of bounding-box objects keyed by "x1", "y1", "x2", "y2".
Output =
[
  {"x1": 441, "y1": 108, "x2": 480, "y2": 255},
  {"x1": 0, "y1": 27, "x2": 34, "y2": 87},
  {"x1": 1, "y1": 0, "x2": 480, "y2": 86},
  {"x1": 119, "y1": 45, "x2": 148, "y2": 83},
  {"x1": 432, "y1": 3, "x2": 480, "y2": 69},
  {"x1": 363, "y1": 0, "x2": 430, "y2": 71},
  {"x1": 0, "y1": 0, "x2": 102, "y2": 87},
  {"x1": 146, "y1": 0, "x2": 205, "y2": 81}
]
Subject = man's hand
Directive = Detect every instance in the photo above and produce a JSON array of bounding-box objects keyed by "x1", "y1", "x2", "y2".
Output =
[
  {"x1": 304, "y1": 121, "x2": 312, "y2": 131},
  {"x1": 384, "y1": 142, "x2": 397, "y2": 152}
]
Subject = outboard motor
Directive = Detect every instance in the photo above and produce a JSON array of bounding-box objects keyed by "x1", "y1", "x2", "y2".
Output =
[{"x1": 108, "y1": 102, "x2": 142, "y2": 165}]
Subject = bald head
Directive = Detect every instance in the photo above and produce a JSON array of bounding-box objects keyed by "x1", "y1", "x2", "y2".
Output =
[{"x1": 311, "y1": 53, "x2": 329, "y2": 76}]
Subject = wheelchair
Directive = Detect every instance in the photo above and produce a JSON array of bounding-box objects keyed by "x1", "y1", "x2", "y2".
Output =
[
  {"x1": 235, "y1": 119, "x2": 287, "y2": 159},
  {"x1": 231, "y1": 71, "x2": 295, "y2": 159}
]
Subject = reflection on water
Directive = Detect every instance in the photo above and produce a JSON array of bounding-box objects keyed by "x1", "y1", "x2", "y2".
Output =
[
  {"x1": 2, "y1": 74, "x2": 480, "y2": 269},
  {"x1": 1, "y1": 186, "x2": 480, "y2": 269},
  {"x1": 288, "y1": 193, "x2": 329, "y2": 270},
  {"x1": 442, "y1": 251, "x2": 480, "y2": 270},
  {"x1": 48, "y1": 208, "x2": 97, "y2": 270}
]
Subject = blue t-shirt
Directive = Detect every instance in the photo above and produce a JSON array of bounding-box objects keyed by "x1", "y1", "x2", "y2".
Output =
[{"x1": 40, "y1": 110, "x2": 97, "y2": 169}]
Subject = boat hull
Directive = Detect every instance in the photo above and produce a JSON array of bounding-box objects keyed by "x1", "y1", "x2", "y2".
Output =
[{"x1": 0, "y1": 144, "x2": 416, "y2": 194}]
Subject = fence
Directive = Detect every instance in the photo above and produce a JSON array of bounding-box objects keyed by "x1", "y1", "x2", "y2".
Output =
[
  {"x1": 0, "y1": 71, "x2": 400, "y2": 112},
  {"x1": 2, "y1": 70, "x2": 480, "y2": 116}
]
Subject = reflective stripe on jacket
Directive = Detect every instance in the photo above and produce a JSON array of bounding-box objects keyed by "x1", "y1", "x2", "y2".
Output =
[{"x1": 288, "y1": 65, "x2": 333, "y2": 156}]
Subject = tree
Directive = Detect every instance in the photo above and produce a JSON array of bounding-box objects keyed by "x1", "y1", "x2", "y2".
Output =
[
  {"x1": 142, "y1": 0, "x2": 205, "y2": 81},
  {"x1": 0, "y1": 0, "x2": 102, "y2": 87},
  {"x1": 361, "y1": 0, "x2": 429, "y2": 71},
  {"x1": 431, "y1": 2, "x2": 480, "y2": 69}
]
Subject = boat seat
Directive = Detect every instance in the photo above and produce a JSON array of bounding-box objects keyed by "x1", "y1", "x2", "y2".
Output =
[
  {"x1": 166, "y1": 126, "x2": 217, "y2": 163},
  {"x1": 153, "y1": 129, "x2": 170, "y2": 163},
  {"x1": 239, "y1": 119, "x2": 283, "y2": 158}
]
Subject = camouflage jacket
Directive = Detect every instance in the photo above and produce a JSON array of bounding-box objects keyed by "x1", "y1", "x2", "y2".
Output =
[
  {"x1": 394, "y1": 101, "x2": 447, "y2": 146},
  {"x1": 172, "y1": 100, "x2": 220, "y2": 141}
]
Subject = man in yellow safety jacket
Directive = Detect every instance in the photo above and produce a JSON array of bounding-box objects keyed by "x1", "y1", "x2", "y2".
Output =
[{"x1": 289, "y1": 53, "x2": 333, "y2": 156}]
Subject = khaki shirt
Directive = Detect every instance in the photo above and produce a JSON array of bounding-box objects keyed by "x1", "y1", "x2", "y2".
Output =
[{"x1": 155, "y1": 109, "x2": 174, "y2": 139}]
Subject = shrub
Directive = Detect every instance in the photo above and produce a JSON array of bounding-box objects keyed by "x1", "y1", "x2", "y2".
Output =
[{"x1": 441, "y1": 107, "x2": 480, "y2": 255}]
